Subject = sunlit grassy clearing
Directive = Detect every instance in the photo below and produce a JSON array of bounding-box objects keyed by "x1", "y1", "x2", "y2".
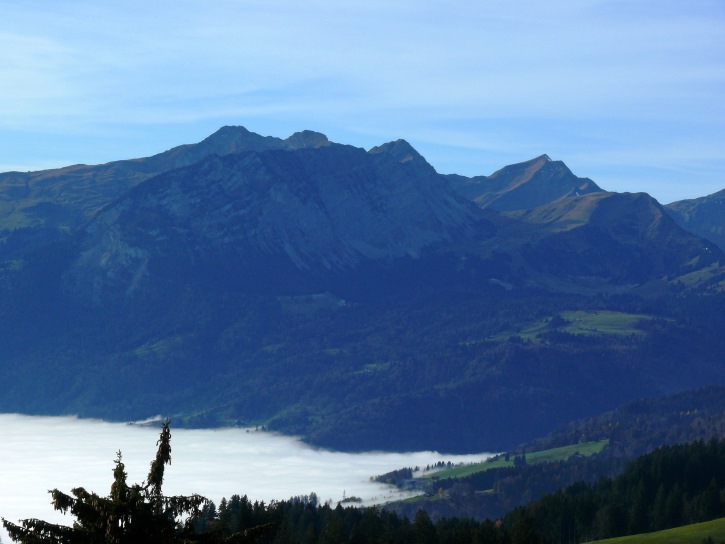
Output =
[
  {"x1": 421, "y1": 440, "x2": 609, "y2": 481},
  {"x1": 560, "y1": 310, "x2": 654, "y2": 335},
  {"x1": 589, "y1": 516, "x2": 725, "y2": 543},
  {"x1": 489, "y1": 310, "x2": 656, "y2": 342}
]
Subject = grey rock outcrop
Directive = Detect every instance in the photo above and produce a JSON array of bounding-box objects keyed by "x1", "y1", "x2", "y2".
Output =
[{"x1": 63, "y1": 140, "x2": 482, "y2": 304}]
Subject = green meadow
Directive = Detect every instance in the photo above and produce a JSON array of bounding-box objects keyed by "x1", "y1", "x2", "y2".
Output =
[
  {"x1": 491, "y1": 310, "x2": 658, "y2": 342},
  {"x1": 422, "y1": 439, "x2": 609, "y2": 481},
  {"x1": 590, "y1": 517, "x2": 725, "y2": 544}
]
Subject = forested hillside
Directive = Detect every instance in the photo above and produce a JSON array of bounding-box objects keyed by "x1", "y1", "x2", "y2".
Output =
[{"x1": 505, "y1": 439, "x2": 725, "y2": 542}]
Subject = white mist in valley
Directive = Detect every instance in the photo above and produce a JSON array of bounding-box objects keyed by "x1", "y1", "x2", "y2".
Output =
[{"x1": 0, "y1": 414, "x2": 492, "y2": 541}]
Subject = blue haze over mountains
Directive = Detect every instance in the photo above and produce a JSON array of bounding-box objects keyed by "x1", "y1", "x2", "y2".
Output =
[{"x1": 0, "y1": 126, "x2": 723, "y2": 453}]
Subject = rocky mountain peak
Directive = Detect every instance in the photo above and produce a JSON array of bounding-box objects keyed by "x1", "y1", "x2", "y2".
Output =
[
  {"x1": 368, "y1": 139, "x2": 423, "y2": 164},
  {"x1": 448, "y1": 154, "x2": 603, "y2": 211},
  {"x1": 284, "y1": 130, "x2": 331, "y2": 150},
  {"x1": 209, "y1": 124, "x2": 253, "y2": 138},
  {"x1": 366, "y1": 139, "x2": 440, "y2": 181},
  {"x1": 192, "y1": 125, "x2": 285, "y2": 155}
]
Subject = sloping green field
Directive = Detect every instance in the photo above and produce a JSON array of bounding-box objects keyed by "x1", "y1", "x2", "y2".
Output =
[
  {"x1": 490, "y1": 310, "x2": 657, "y2": 342},
  {"x1": 422, "y1": 439, "x2": 609, "y2": 480},
  {"x1": 560, "y1": 310, "x2": 655, "y2": 335},
  {"x1": 590, "y1": 517, "x2": 725, "y2": 544}
]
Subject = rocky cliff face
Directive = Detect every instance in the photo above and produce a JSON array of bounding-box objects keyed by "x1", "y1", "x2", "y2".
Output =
[
  {"x1": 0, "y1": 126, "x2": 333, "y2": 258},
  {"x1": 62, "y1": 140, "x2": 482, "y2": 305}
]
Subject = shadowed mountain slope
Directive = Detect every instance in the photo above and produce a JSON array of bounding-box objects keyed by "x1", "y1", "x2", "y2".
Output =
[
  {"x1": 0, "y1": 126, "x2": 331, "y2": 258},
  {"x1": 496, "y1": 191, "x2": 721, "y2": 283},
  {"x1": 60, "y1": 141, "x2": 483, "y2": 307},
  {"x1": 666, "y1": 189, "x2": 725, "y2": 252}
]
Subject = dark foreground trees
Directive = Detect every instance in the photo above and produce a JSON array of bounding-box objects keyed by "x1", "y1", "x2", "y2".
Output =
[
  {"x1": 2, "y1": 420, "x2": 269, "y2": 544},
  {"x1": 503, "y1": 438, "x2": 725, "y2": 542}
]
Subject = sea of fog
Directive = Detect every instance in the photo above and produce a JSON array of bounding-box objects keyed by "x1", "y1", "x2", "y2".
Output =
[{"x1": 0, "y1": 414, "x2": 492, "y2": 541}]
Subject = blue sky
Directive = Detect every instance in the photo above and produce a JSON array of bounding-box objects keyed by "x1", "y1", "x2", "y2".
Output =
[{"x1": 2, "y1": 0, "x2": 723, "y2": 203}]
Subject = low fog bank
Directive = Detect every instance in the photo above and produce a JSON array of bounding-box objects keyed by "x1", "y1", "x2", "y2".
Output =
[{"x1": 0, "y1": 414, "x2": 492, "y2": 541}]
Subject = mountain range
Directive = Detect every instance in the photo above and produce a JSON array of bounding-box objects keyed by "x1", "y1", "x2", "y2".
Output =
[{"x1": 0, "y1": 126, "x2": 723, "y2": 452}]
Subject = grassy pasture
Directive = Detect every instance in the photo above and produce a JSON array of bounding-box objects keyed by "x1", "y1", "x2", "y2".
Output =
[
  {"x1": 589, "y1": 516, "x2": 725, "y2": 543},
  {"x1": 421, "y1": 439, "x2": 609, "y2": 481},
  {"x1": 490, "y1": 310, "x2": 657, "y2": 342},
  {"x1": 674, "y1": 263, "x2": 725, "y2": 292},
  {"x1": 559, "y1": 310, "x2": 654, "y2": 335}
]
